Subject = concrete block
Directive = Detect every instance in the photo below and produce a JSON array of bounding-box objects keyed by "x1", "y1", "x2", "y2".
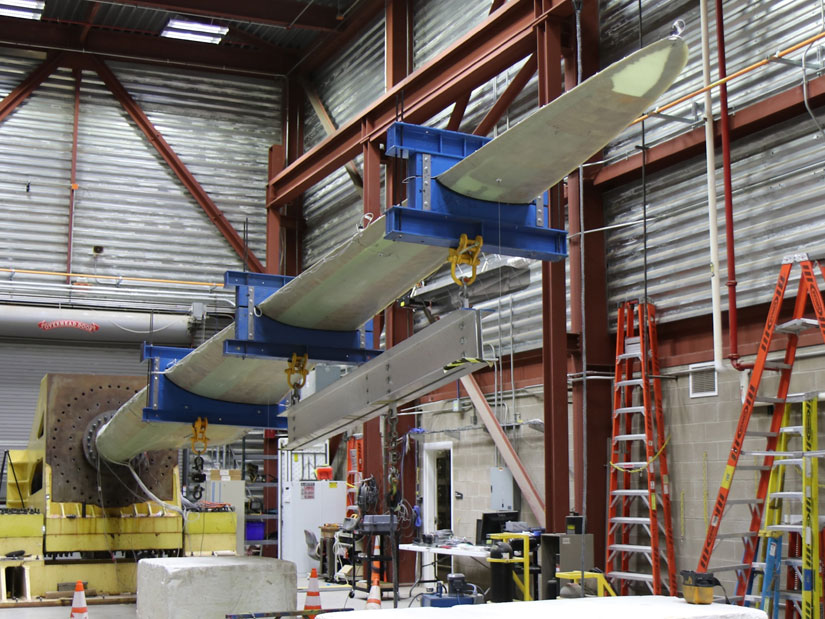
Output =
[{"x1": 137, "y1": 556, "x2": 296, "y2": 619}]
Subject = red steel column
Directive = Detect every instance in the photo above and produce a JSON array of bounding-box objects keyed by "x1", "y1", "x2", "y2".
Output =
[
  {"x1": 537, "y1": 2, "x2": 568, "y2": 535},
  {"x1": 565, "y1": 0, "x2": 610, "y2": 566},
  {"x1": 266, "y1": 144, "x2": 286, "y2": 275}
]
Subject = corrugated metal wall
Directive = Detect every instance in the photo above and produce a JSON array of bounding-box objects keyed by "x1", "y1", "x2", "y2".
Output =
[
  {"x1": 0, "y1": 339, "x2": 144, "y2": 454},
  {"x1": 602, "y1": 0, "x2": 825, "y2": 162},
  {"x1": 302, "y1": 16, "x2": 385, "y2": 267},
  {"x1": 601, "y1": 0, "x2": 825, "y2": 323},
  {"x1": 0, "y1": 47, "x2": 282, "y2": 286},
  {"x1": 0, "y1": 51, "x2": 73, "y2": 277}
]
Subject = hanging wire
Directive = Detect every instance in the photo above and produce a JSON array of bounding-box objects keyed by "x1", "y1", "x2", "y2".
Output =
[
  {"x1": 638, "y1": 0, "x2": 649, "y2": 304},
  {"x1": 570, "y1": 0, "x2": 587, "y2": 595}
]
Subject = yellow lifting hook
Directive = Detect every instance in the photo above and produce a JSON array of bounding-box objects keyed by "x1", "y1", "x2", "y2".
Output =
[
  {"x1": 285, "y1": 352, "x2": 310, "y2": 389},
  {"x1": 448, "y1": 233, "x2": 483, "y2": 286}
]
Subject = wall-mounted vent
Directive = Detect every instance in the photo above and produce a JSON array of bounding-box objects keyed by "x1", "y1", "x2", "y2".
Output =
[{"x1": 689, "y1": 362, "x2": 718, "y2": 398}]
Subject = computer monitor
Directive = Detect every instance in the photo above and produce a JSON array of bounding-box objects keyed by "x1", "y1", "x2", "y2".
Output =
[{"x1": 475, "y1": 510, "x2": 519, "y2": 545}]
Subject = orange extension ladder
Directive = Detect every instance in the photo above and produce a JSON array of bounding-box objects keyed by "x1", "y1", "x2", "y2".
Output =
[
  {"x1": 697, "y1": 253, "x2": 825, "y2": 616},
  {"x1": 606, "y1": 300, "x2": 677, "y2": 595}
]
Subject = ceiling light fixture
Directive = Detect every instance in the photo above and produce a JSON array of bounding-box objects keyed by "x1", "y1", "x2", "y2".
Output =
[
  {"x1": 161, "y1": 18, "x2": 228, "y2": 45},
  {"x1": 0, "y1": 0, "x2": 45, "y2": 20}
]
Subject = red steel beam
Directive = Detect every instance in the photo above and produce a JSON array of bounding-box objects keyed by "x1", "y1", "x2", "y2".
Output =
[
  {"x1": 474, "y1": 53, "x2": 537, "y2": 136},
  {"x1": 100, "y1": 0, "x2": 341, "y2": 31},
  {"x1": 0, "y1": 52, "x2": 63, "y2": 124},
  {"x1": 0, "y1": 17, "x2": 289, "y2": 75},
  {"x1": 88, "y1": 55, "x2": 264, "y2": 272},
  {"x1": 269, "y1": 0, "x2": 574, "y2": 206},
  {"x1": 462, "y1": 374, "x2": 546, "y2": 523},
  {"x1": 79, "y1": 2, "x2": 100, "y2": 46},
  {"x1": 594, "y1": 71, "x2": 825, "y2": 188},
  {"x1": 386, "y1": 0, "x2": 412, "y2": 89}
]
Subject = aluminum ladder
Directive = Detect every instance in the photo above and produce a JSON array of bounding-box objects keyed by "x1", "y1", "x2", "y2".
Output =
[
  {"x1": 606, "y1": 301, "x2": 677, "y2": 595},
  {"x1": 697, "y1": 253, "x2": 825, "y2": 618}
]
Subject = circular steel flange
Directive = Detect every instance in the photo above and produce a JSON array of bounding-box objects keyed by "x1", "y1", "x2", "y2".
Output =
[{"x1": 82, "y1": 410, "x2": 116, "y2": 467}]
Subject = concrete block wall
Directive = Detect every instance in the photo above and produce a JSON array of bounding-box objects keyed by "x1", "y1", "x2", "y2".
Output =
[{"x1": 662, "y1": 347, "x2": 825, "y2": 592}]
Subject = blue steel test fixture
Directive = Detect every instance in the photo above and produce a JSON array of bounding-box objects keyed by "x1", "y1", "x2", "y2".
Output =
[{"x1": 383, "y1": 122, "x2": 567, "y2": 262}]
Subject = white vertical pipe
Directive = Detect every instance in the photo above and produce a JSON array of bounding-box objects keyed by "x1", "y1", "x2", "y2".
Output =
[{"x1": 700, "y1": 0, "x2": 725, "y2": 371}]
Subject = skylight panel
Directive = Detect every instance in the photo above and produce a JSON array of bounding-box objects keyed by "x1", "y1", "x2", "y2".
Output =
[
  {"x1": 0, "y1": 0, "x2": 45, "y2": 20},
  {"x1": 161, "y1": 18, "x2": 228, "y2": 44}
]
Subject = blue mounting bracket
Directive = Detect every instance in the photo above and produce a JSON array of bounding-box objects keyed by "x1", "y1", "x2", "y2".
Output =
[
  {"x1": 141, "y1": 343, "x2": 287, "y2": 428},
  {"x1": 384, "y1": 122, "x2": 567, "y2": 262},
  {"x1": 223, "y1": 270, "x2": 380, "y2": 364}
]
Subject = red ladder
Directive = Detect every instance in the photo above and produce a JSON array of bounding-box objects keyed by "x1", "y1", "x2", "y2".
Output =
[
  {"x1": 697, "y1": 253, "x2": 825, "y2": 606},
  {"x1": 606, "y1": 301, "x2": 677, "y2": 595}
]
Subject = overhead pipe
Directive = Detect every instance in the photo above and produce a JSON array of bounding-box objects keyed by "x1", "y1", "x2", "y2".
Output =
[
  {"x1": 715, "y1": 0, "x2": 746, "y2": 371},
  {"x1": 699, "y1": 0, "x2": 724, "y2": 371},
  {"x1": 0, "y1": 304, "x2": 192, "y2": 344}
]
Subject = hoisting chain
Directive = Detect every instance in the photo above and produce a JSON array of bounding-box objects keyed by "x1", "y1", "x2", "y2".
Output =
[
  {"x1": 385, "y1": 409, "x2": 400, "y2": 510},
  {"x1": 447, "y1": 233, "x2": 483, "y2": 287},
  {"x1": 190, "y1": 417, "x2": 209, "y2": 501},
  {"x1": 285, "y1": 352, "x2": 309, "y2": 404}
]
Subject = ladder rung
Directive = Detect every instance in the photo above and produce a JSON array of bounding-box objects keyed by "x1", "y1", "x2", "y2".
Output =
[
  {"x1": 607, "y1": 571, "x2": 654, "y2": 582},
  {"x1": 781, "y1": 590, "x2": 803, "y2": 602},
  {"x1": 611, "y1": 461, "x2": 649, "y2": 469},
  {"x1": 747, "y1": 430, "x2": 778, "y2": 438},
  {"x1": 758, "y1": 392, "x2": 819, "y2": 405},
  {"x1": 614, "y1": 406, "x2": 645, "y2": 415},
  {"x1": 742, "y1": 595, "x2": 761, "y2": 603},
  {"x1": 779, "y1": 425, "x2": 804, "y2": 435},
  {"x1": 775, "y1": 318, "x2": 819, "y2": 334},
  {"x1": 763, "y1": 361, "x2": 792, "y2": 370},
  {"x1": 742, "y1": 450, "x2": 801, "y2": 458},
  {"x1": 766, "y1": 524, "x2": 802, "y2": 533},
  {"x1": 772, "y1": 458, "x2": 803, "y2": 467},
  {"x1": 712, "y1": 563, "x2": 750, "y2": 572},
  {"x1": 611, "y1": 489, "x2": 649, "y2": 497},
  {"x1": 784, "y1": 558, "x2": 803, "y2": 567},
  {"x1": 769, "y1": 491, "x2": 802, "y2": 500},
  {"x1": 716, "y1": 531, "x2": 758, "y2": 540},
  {"x1": 617, "y1": 352, "x2": 641, "y2": 361},
  {"x1": 614, "y1": 433, "x2": 646, "y2": 442},
  {"x1": 615, "y1": 379, "x2": 647, "y2": 388},
  {"x1": 610, "y1": 516, "x2": 651, "y2": 525},
  {"x1": 608, "y1": 544, "x2": 651, "y2": 553},
  {"x1": 738, "y1": 464, "x2": 771, "y2": 471},
  {"x1": 751, "y1": 562, "x2": 766, "y2": 570},
  {"x1": 726, "y1": 498, "x2": 764, "y2": 505}
]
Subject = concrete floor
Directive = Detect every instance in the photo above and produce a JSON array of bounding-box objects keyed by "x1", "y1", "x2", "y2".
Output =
[{"x1": 0, "y1": 579, "x2": 419, "y2": 617}]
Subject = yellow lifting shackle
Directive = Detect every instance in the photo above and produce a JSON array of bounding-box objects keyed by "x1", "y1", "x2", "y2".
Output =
[
  {"x1": 191, "y1": 416, "x2": 209, "y2": 455},
  {"x1": 447, "y1": 233, "x2": 483, "y2": 286},
  {"x1": 285, "y1": 352, "x2": 310, "y2": 389}
]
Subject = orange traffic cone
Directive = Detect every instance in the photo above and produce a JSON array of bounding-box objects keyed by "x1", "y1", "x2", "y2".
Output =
[
  {"x1": 69, "y1": 580, "x2": 88, "y2": 618},
  {"x1": 370, "y1": 535, "x2": 381, "y2": 577},
  {"x1": 304, "y1": 568, "x2": 322, "y2": 619},
  {"x1": 365, "y1": 575, "x2": 382, "y2": 610}
]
